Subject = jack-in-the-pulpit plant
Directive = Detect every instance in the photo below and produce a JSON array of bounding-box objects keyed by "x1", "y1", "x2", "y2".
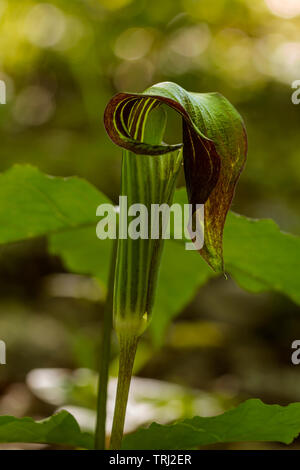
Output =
[{"x1": 103, "y1": 82, "x2": 247, "y2": 449}]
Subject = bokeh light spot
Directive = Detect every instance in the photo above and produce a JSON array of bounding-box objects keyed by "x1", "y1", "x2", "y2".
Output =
[
  {"x1": 114, "y1": 28, "x2": 154, "y2": 61},
  {"x1": 13, "y1": 86, "x2": 55, "y2": 127},
  {"x1": 265, "y1": 0, "x2": 300, "y2": 19},
  {"x1": 169, "y1": 25, "x2": 211, "y2": 57},
  {"x1": 23, "y1": 4, "x2": 66, "y2": 48}
]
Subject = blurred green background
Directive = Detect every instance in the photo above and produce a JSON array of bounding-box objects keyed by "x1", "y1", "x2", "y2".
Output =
[{"x1": 0, "y1": 0, "x2": 300, "y2": 449}]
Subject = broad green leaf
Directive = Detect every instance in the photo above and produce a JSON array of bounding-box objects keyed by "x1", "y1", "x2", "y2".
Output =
[
  {"x1": 224, "y1": 212, "x2": 300, "y2": 305},
  {"x1": 0, "y1": 164, "x2": 110, "y2": 244},
  {"x1": 104, "y1": 81, "x2": 247, "y2": 272},
  {"x1": 0, "y1": 411, "x2": 93, "y2": 449},
  {"x1": 122, "y1": 399, "x2": 300, "y2": 449},
  {"x1": 49, "y1": 227, "x2": 112, "y2": 288},
  {"x1": 174, "y1": 188, "x2": 300, "y2": 306}
]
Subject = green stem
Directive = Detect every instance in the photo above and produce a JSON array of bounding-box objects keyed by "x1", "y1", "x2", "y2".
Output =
[
  {"x1": 109, "y1": 334, "x2": 139, "y2": 450},
  {"x1": 94, "y1": 239, "x2": 118, "y2": 450}
]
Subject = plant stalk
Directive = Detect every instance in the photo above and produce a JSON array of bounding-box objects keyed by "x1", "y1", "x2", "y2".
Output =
[
  {"x1": 109, "y1": 334, "x2": 139, "y2": 450},
  {"x1": 94, "y1": 239, "x2": 118, "y2": 450}
]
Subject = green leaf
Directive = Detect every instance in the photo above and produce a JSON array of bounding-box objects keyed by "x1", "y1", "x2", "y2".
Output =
[
  {"x1": 0, "y1": 411, "x2": 93, "y2": 449},
  {"x1": 122, "y1": 399, "x2": 300, "y2": 449},
  {"x1": 49, "y1": 227, "x2": 112, "y2": 287},
  {"x1": 0, "y1": 164, "x2": 110, "y2": 244},
  {"x1": 224, "y1": 212, "x2": 300, "y2": 305},
  {"x1": 104, "y1": 81, "x2": 247, "y2": 272},
  {"x1": 174, "y1": 188, "x2": 300, "y2": 307}
]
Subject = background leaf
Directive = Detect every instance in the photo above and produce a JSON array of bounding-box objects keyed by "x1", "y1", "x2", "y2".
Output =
[
  {"x1": 174, "y1": 189, "x2": 300, "y2": 306},
  {"x1": 122, "y1": 399, "x2": 300, "y2": 449},
  {"x1": 224, "y1": 212, "x2": 300, "y2": 305},
  {"x1": 0, "y1": 165, "x2": 110, "y2": 244},
  {"x1": 49, "y1": 227, "x2": 112, "y2": 289},
  {"x1": 3, "y1": 400, "x2": 300, "y2": 450},
  {"x1": 0, "y1": 411, "x2": 93, "y2": 449}
]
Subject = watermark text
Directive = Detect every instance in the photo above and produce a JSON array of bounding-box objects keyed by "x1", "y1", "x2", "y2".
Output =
[{"x1": 96, "y1": 197, "x2": 204, "y2": 251}]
